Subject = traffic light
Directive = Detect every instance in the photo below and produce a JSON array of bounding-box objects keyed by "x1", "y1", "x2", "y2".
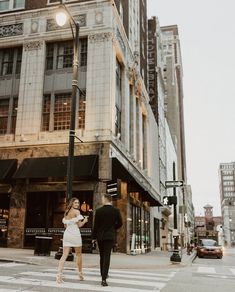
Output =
[
  {"x1": 162, "y1": 196, "x2": 177, "y2": 205},
  {"x1": 106, "y1": 179, "x2": 121, "y2": 199}
]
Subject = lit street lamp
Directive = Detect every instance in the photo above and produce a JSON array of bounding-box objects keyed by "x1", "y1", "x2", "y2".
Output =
[{"x1": 55, "y1": 4, "x2": 80, "y2": 201}]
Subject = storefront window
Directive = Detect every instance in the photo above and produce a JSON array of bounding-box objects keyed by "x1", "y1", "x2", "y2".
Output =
[
  {"x1": 0, "y1": 194, "x2": 10, "y2": 247},
  {"x1": 130, "y1": 204, "x2": 142, "y2": 251},
  {"x1": 24, "y1": 191, "x2": 93, "y2": 249},
  {"x1": 143, "y1": 209, "x2": 151, "y2": 251}
]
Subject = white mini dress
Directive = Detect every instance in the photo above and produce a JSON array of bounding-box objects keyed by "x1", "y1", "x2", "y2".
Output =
[{"x1": 62, "y1": 215, "x2": 84, "y2": 247}]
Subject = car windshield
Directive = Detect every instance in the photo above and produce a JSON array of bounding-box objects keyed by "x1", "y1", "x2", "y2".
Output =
[{"x1": 201, "y1": 239, "x2": 217, "y2": 246}]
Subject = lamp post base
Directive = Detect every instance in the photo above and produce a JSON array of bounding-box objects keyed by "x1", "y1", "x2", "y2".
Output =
[{"x1": 170, "y1": 250, "x2": 181, "y2": 262}]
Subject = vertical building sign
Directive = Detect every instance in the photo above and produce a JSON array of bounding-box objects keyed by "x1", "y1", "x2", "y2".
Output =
[{"x1": 147, "y1": 19, "x2": 158, "y2": 122}]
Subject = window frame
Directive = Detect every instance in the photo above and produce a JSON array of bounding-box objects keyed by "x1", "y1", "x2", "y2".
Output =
[
  {"x1": 0, "y1": 47, "x2": 22, "y2": 77},
  {"x1": 115, "y1": 58, "x2": 122, "y2": 138},
  {"x1": 45, "y1": 39, "x2": 88, "y2": 72},
  {"x1": 41, "y1": 91, "x2": 86, "y2": 132},
  {"x1": 0, "y1": 0, "x2": 25, "y2": 12},
  {"x1": 0, "y1": 96, "x2": 18, "y2": 135}
]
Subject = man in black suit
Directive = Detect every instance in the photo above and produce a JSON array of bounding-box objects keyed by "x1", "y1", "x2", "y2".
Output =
[{"x1": 92, "y1": 193, "x2": 123, "y2": 286}]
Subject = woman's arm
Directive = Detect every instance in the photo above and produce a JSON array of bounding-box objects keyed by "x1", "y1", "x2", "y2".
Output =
[{"x1": 77, "y1": 216, "x2": 88, "y2": 228}]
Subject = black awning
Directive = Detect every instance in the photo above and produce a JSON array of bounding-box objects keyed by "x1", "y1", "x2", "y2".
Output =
[
  {"x1": 0, "y1": 159, "x2": 17, "y2": 181},
  {"x1": 13, "y1": 155, "x2": 98, "y2": 180},
  {"x1": 112, "y1": 158, "x2": 162, "y2": 206}
]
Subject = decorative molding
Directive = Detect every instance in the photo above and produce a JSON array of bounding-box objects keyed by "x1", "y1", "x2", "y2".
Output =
[
  {"x1": 46, "y1": 14, "x2": 86, "y2": 31},
  {"x1": 75, "y1": 14, "x2": 86, "y2": 27},
  {"x1": 0, "y1": 23, "x2": 23, "y2": 38},
  {"x1": 24, "y1": 41, "x2": 43, "y2": 51},
  {"x1": 115, "y1": 27, "x2": 126, "y2": 56},
  {"x1": 95, "y1": 11, "x2": 103, "y2": 24},
  {"x1": 31, "y1": 20, "x2": 39, "y2": 34},
  {"x1": 88, "y1": 32, "x2": 113, "y2": 43},
  {"x1": 46, "y1": 19, "x2": 69, "y2": 31}
]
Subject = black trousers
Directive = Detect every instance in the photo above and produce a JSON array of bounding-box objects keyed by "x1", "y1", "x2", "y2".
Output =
[{"x1": 97, "y1": 240, "x2": 114, "y2": 280}]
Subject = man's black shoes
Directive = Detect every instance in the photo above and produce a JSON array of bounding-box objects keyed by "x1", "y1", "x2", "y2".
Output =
[{"x1": 101, "y1": 280, "x2": 108, "y2": 286}]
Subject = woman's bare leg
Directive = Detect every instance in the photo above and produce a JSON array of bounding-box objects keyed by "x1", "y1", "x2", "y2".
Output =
[
  {"x1": 56, "y1": 247, "x2": 70, "y2": 283},
  {"x1": 74, "y1": 246, "x2": 83, "y2": 280}
]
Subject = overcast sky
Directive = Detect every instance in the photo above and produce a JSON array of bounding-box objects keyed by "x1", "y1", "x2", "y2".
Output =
[{"x1": 147, "y1": 0, "x2": 235, "y2": 216}]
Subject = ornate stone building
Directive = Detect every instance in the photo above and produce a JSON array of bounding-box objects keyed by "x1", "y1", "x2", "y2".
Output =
[{"x1": 0, "y1": 0, "x2": 162, "y2": 253}]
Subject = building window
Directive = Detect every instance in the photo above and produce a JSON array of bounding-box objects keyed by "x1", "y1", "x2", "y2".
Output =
[
  {"x1": 46, "y1": 39, "x2": 88, "y2": 71},
  {"x1": 54, "y1": 93, "x2": 71, "y2": 130},
  {"x1": 78, "y1": 91, "x2": 86, "y2": 129},
  {"x1": 142, "y1": 114, "x2": 147, "y2": 169},
  {"x1": 42, "y1": 92, "x2": 86, "y2": 131},
  {"x1": 0, "y1": 0, "x2": 25, "y2": 11},
  {"x1": 11, "y1": 98, "x2": 18, "y2": 134},
  {"x1": 0, "y1": 97, "x2": 18, "y2": 135},
  {"x1": 57, "y1": 42, "x2": 73, "y2": 69},
  {"x1": 47, "y1": 0, "x2": 59, "y2": 4},
  {"x1": 0, "y1": 47, "x2": 22, "y2": 76},
  {"x1": 115, "y1": 59, "x2": 122, "y2": 137}
]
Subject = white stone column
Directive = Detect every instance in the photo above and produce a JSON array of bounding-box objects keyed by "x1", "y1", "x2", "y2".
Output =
[
  {"x1": 15, "y1": 40, "x2": 45, "y2": 140},
  {"x1": 85, "y1": 32, "x2": 115, "y2": 141}
]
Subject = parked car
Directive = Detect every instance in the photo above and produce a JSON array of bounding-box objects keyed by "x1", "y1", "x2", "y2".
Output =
[{"x1": 197, "y1": 239, "x2": 223, "y2": 259}]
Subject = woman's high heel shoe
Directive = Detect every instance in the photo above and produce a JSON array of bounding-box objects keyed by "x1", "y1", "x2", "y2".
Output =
[
  {"x1": 79, "y1": 272, "x2": 84, "y2": 281},
  {"x1": 56, "y1": 273, "x2": 64, "y2": 284}
]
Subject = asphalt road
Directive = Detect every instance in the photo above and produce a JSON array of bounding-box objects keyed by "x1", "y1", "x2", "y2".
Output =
[
  {"x1": 0, "y1": 249, "x2": 234, "y2": 292},
  {"x1": 162, "y1": 248, "x2": 235, "y2": 292}
]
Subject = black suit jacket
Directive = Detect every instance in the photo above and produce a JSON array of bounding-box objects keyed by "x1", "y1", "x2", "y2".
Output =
[{"x1": 92, "y1": 205, "x2": 123, "y2": 241}]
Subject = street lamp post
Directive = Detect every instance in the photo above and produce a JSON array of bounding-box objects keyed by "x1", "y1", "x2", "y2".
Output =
[
  {"x1": 55, "y1": 4, "x2": 80, "y2": 201},
  {"x1": 54, "y1": 4, "x2": 80, "y2": 262},
  {"x1": 170, "y1": 162, "x2": 181, "y2": 262}
]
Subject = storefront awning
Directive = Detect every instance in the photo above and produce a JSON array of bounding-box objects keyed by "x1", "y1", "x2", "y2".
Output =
[
  {"x1": 13, "y1": 155, "x2": 98, "y2": 180},
  {"x1": 112, "y1": 158, "x2": 162, "y2": 206},
  {"x1": 0, "y1": 159, "x2": 17, "y2": 181}
]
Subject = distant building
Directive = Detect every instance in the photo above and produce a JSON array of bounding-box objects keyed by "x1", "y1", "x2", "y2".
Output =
[
  {"x1": 194, "y1": 204, "x2": 222, "y2": 244},
  {"x1": 219, "y1": 162, "x2": 235, "y2": 246}
]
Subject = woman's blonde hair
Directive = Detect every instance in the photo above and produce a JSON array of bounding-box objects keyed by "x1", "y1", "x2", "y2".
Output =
[{"x1": 64, "y1": 197, "x2": 80, "y2": 216}]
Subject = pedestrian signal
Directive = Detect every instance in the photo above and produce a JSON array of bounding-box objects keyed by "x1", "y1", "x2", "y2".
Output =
[{"x1": 162, "y1": 196, "x2": 177, "y2": 205}]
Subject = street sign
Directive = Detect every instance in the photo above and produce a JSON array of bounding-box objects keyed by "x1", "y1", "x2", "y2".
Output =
[
  {"x1": 106, "y1": 179, "x2": 121, "y2": 198},
  {"x1": 165, "y1": 180, "x2": 184, "y2": 188}
]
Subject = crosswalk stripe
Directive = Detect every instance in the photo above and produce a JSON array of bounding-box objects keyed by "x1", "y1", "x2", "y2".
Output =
[
  {"x1": 84, "y1": 268, "x2": 176, "y2": 278},
  {"x1": 20, "y1": 271, "x2": 166, "y2": 289},
  {"x1": 0, "y1": 276, "x2": 165, "y2": 292},
  {"x1": 0, "y1": 262, "x2": 26, "y2": 267},
  {"x1": 45, "y1": 268, "x2": 176, "y2": 278},
  {"x1": 230, "y1": 269, "x2": 235, "y2": 275},
  {"x1": 197, "y1": 267, "x2": 216, "y2": 274},
  {"x1": 0, "y1": 290, "x2": 33, "y2": 292}
]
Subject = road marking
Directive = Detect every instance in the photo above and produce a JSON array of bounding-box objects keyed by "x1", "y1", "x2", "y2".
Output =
[
  {"x1": 46, "y1": 268, "x2": 176, "y2": 278},
  {"x1": 0, "y1": 262, "x2": 26, "y2": 267},
  {"x1": 0, "y1": 288, "x2": 34, "y2": 292},
  {"x1": 230, "y1": 269, "x2": 235, "y2": 275},
  {"x1": 0, "y1": 275, "x2": 166, "y2": 292},
  {"x1": 21, "y1": 271, "x2": 166, "y2": 289},
  {"x1": 197, "y1": 267, "x2": 216, "y2": 274}
]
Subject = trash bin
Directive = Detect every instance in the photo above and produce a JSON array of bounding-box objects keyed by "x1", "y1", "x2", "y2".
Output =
[{"x1": 34, "y1": 233, "x2": 53, "y2": 256}]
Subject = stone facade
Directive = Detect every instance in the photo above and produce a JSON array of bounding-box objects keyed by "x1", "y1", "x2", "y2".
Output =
[{"x1": 0, "y1": 0, "x2": 162, "y2": 253}]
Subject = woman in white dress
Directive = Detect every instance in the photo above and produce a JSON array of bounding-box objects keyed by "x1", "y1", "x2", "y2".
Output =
[{"x1": 56, "y1": 197, "x2": 88, "y2": 283}]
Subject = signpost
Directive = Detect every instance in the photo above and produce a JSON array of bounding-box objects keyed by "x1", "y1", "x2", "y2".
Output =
[
  {"x1": 165, "y1": 180, "x2": 184, "y2": 188},
  {"x1": 166, "y1": 164, "x2": 184, "y2": 263}
]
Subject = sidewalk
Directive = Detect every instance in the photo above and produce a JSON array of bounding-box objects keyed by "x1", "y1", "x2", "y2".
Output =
[{"x1": 0, "y1": 248, "x2": 196, "y2": 269}]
